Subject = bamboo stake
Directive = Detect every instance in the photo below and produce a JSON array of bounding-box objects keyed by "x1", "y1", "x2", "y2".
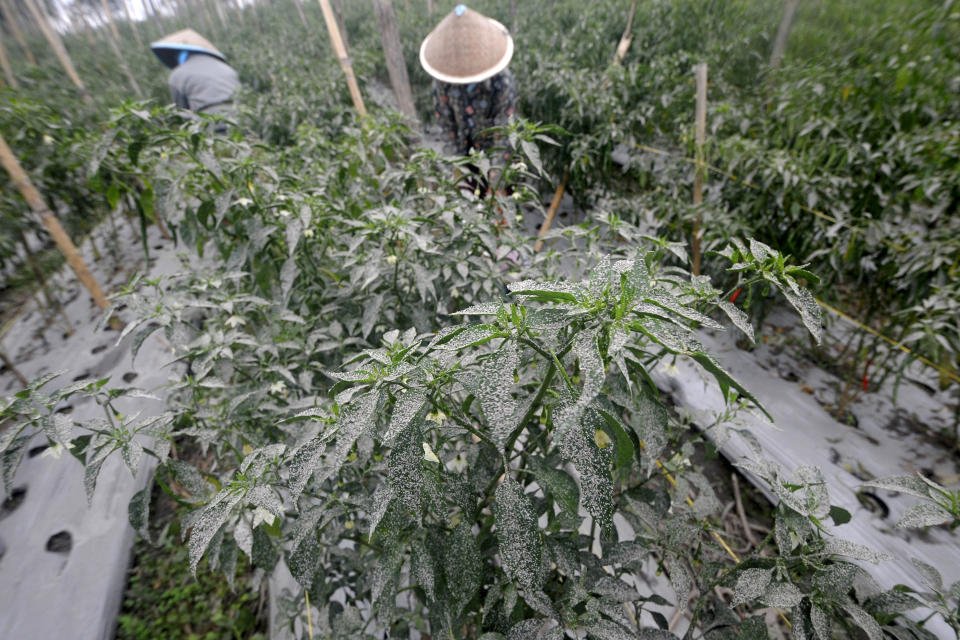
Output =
[
  {"x1": 0, "y1": 30, "x2": 17, "y2": 88},
  {"x1": 770, "y1": 0, "x2": 801, "y2": 68},
  {"x1": 0, "y1": 133, "x2": 114, "y2": 317},
  {"x1": 293, "y1": 0, "x2": 308, "y2": 28},
  {"x1": 23, "y1": 0, "x2": 92, "y2": 102},
  {"x1": 0, "y1": 0, "x2": 36, "y2": 66},
  {"x1": 613, "y1": 0, "x2": 639, "y2": 63},
  {"x1": 372, "y1": 0, "x2": 417, "y2": 124},
  {"x1": 426, "y1": 0, "x2": 433, "y2": 15},
  {"x1": 534, "y1": 171, "x2": 570, "y2": 253},
  {"x1": 121, "y1": 0, "x2": 144, "y2": 48},
  {"x1": 691, "y1": 63, "x2": 707, "y2": 276},
  {"x1": 100, "y1": 2, "x2": 145, "y2": 97},
  {"x1": 99, "y1": 0, "x2": 122, "y2": 42},
  {"x1": 317, "y1": 0, "x2": 367, "y2": 115},
  {"x1": 0, "y1": 346, "x2": 28, "y2": 387}
]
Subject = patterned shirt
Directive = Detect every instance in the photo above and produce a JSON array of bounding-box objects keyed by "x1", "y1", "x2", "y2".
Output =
[{"x1": 433, "y1": 69, "x2": 517, "y2": 156}]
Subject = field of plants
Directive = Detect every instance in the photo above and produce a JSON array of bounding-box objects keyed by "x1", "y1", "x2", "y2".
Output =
[{"x1": 1, "y1": 1, "x2": 959, "y2": 639}]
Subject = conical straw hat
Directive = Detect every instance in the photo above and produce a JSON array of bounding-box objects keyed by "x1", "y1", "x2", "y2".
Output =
[
  {"x1": 150, "y1": 29, "x2": 226, "y2": 69},
  {"x1": 419, "y1": 5, "x2": 514, "y2": 84}
]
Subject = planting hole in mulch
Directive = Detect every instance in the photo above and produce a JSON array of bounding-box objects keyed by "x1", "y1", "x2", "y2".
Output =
[
  {"x1": 45, "y1": 531, "x2": 72, "y2": 554},
  {"x1": 1, "y1": 487, "x2": 27, "y2": 519},
  {"x1": 54, "y1": 405, "x2": 73, "y2": 415},
  {"x1": 91, "y1": 344, "x2": 108, "y2": 354},
  {"x1": 122, "y1": 372, "x2": 138, "y2": 383},
  {"x1": 72, "y1": 372, "x2": 90, "y2": 382},
  {"x1": 28, "y1": 444, "x2": 49, "y2": 458}
]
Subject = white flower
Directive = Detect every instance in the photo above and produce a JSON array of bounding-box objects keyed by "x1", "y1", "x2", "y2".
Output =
[
  {"x1": 251, "y1": 506, "x2": 275, "y2": 528},
  {"x1": 446, "y1": 455, "x2": 468, "y2": 473},
  {"x1": 385, "y1": 255, "x2": 398, "y2": 264},
  {"x1": 225, "y1": 315, "x2": 246, "y2": 328},
  {"x1": 269, "y1": 381, "x2": 285, "y2": 395},
  {"x1": 426, "y1": 410, "x2": 448, "y2": 424},
  {"x1": 278, "y1": 209, "x2": 290, "y2": 217},
  {"x1": 304, "y1": 228, "x2": 315, "y2": 238},
  {"x1": 41, "y1": 442, "x2": 74, "y2": 460},
  {"x1": 512, "y1": 191, "x2": 522, "y2": 201},
  {"x1": 43, "y1": 135, "x2": 55, "y2": 145},
  {"x1": 474, "y1": 187, "x2": 482, "y2": 197},
  {"x1": 422, "y1": 442, "x2": 441, "y2": 463},
  {"x1": 512, "y1": 161, "x2": 527, "y2": 172},
  {"x1": 233, "y1": 197, "x2": 253, "y2": 207},
  {"x1": 663, "y1": 361, "x2": 680, "y2": 377}
]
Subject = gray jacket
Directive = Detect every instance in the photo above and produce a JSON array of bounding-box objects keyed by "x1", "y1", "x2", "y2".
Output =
[{"x1": 168, "y1": 54, "x2": 239, "y2": 114}]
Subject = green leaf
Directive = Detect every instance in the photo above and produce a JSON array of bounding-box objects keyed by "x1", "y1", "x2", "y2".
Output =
[
  {"x1": 828, "y1": 505, "x2": 852, "y2": 526},
  {"x1": 691, "y1": 352, "x2": 771, "y2": 421},
  {"x1": 106, "y1": 182, "x2": 121, "y2": 211},
  {"x1": 494, "y1": 476, "x2": 543, "y2": 591}
]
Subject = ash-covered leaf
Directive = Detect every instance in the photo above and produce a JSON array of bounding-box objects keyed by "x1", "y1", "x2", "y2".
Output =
[
  {"x1": 592, "y1": 576, "x2": 640, "y2": 602},
  {"x1": 732, "y1": 568, "x2": 773, "y2": 606},
  {"x1": 476, "y1": 341, "x2": 519, "y2": 448},
  {"x1": 370, "y1": 542, "x2": 404, "y2": 608},
  {"x1": 810, "y1": 605, "x2": 831, "y2": 640},
  {"x1": 316, "y1": 390, "x2": 380, "y2": 484},
  {"x1": 388, "y1": 417, "x2": 424, "y2": 512},
  {"x1": 189, "y1": 489, "x2": 243, "y2": 575},
  {"x1": 445, "y1": 521, "x2": 481, "y2": 614},
  {"x1": 823, "y1": 539, "x2": 890, "y2": 564},
  {"x1": 717, "y1": 300, "x2": 755, "y2": 343},
  {"x1": 494, "y1": 476, "x2": 543, "y2": 591},
  {"x1": 897, "y1": 503, "x2": 953, "y2": 529},
  {"x1": 862, "y1": 475, "x2": 933, "y2": 500},
  {"x1": 583, "y1": 619, "x2": 636, "y2": 640},
  {"x1": 667, "y1": 554, "x2": 692, "y2": 611},
  {"x1": 245, "y1": 486, "x2": 283, "y2": 520},
  {"x1": 128, "y1": 486, "x2": 151, "y2": 542},
  {"x1": 507, "y1": 619, "x2": 562, "y2": 640},
  {"x1": 411, "y1": 536, "x2": 437, "y2": 601},
  {"x1": 910, "y1": 558, "x2": 943, "y2": 592},
  {"x1": 383, "y1": 389, "x2": 426, "y2": 444},
  {"x1": 763, "y1": 582, "x2": 803, "y2": 608},
  {"x1": 559, "y1": 409, "x2": 613, "y2": 527},
  {"x1": 368, "y1": 482, "x2": 394, "y2": 542},
  {"x1": 452, "y1": 302, "x2": 503, "y2": 316},
  {"x1": 841, "y1": 602, "x2": 883, "y2": 640}
]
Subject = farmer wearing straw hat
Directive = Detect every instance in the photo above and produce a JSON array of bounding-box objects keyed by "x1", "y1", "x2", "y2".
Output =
[
  {"x1": 420, "y1": 5, "x2": 517, "y2": 159},
  {"x1": 150, "y1": 29, "x2": 239, "y2": 120}
]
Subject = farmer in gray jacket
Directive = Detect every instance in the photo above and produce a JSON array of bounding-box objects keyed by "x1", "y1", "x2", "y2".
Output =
[{"x1": 150, "y1": 29, "x2": 239, "y2": 124}]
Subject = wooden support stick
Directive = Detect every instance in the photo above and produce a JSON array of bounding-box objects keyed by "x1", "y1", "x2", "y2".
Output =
[
  {"x1": 534, "y1": 171, "x2": 570, "y2": 253},
  {"x1": 0, "y1": 31, "x2": 17, "y2": 88},
  {"x1": 293, "y1": 0, "x2": 309, "y2": 27},
  {"x1": 770, "y1": 0, "x2": 801, "y2": 68},
  {"x1": 0, "y1": 0, "x2": 36, "y2": 66},
  {"x1": 613, "y1": 0, "x2": 639, "y2": 63},
  {"x1": 0, "y1": 133, "x2": 114, "y2": 318},
  {"x1": 372, "y1": 0, "x2": 418, "y2": 125},
  {"x1": 23, "y1": 0, "x2": 92, "y2": 102},
  {"x1": 692, "y1": 63, "x2": 707, "y2": 276},
  {"x1": 100, "y1": 0, "x2": 144, "y2": 97},
  {"x1": 0, "y1": 346, "x2": 28, "y2": 387},
  {"x1": 318, "y1": 0, "x2": 367, "y2": 115},
  {"x1": 99, "y1": 0, "x2": 122, "y2": 43},
  {"x1": 121, "y1": 0, "x2": 144, "y2": 48}
]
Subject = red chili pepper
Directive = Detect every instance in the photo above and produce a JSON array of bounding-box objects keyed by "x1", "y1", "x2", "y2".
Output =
[
  {"x1": 730, "y1": 288, "x2": 742, "y2": 304},
  {"x1": 862, "y1": 359, "x2": 872, "y2": 391}
]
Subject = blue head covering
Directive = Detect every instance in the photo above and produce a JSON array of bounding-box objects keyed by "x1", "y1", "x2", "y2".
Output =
[{"x1": 177, "y1": 50, "x2": 190, "y2": 66}]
